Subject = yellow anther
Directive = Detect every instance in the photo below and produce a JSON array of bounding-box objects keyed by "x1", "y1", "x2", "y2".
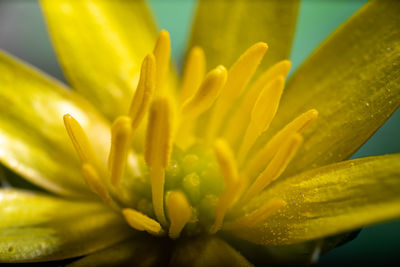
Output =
[
  {"x1": 238, "y1": 76, "x2": 285, "y2": 163},
  {"x1": 108, "y1": 116, "x2": 132, "y2": 188},
  {"x1": 249, "y1": 60, "x2": 291, "y2": 97},
  {"x1": 243, "y1": 109, "x2": 318, "y2": 179},
  {"x1": 207, "y1": 42, "x2": 268, "y2": 141},
  {"x1": 221, "y1": 42, "x2": 268, "y2": 101},
  {"x1": 122, "y1": 208, "x2": 165, "y2": 236},
  {"x1": 251, "y1": 76, "x2": 285, "y2": 134},
  {"x1": 81, "y1": 163, "x2": 112, "y2": 205},
  {"x1": 210, "y1": 139, "x2": 240, "y2": 234},
  {"x1": 153, "y1": 30, "x2": 170, "y2": 92},
  {"x1": 223, "y1": 198, "x2": 286, "y2": 230},
  {"x1": 223, "y1": 60, "x2": 292, "y2": 146},
  {"x1": 128, "y1": 53, "x2": 156, "y2": 130},
  {"x1": 166, "y1": 191, "x2": 192, "y2": 239},
  {"x1": 176, "y1": 65, "x2": 226, "y2": 149},
  {"x1": 180, "y1": 46, "x2": 206, "y2": 103},
  {"x1": 145, "y1": 97, "x2": 173, "y2": 168},
  {"x1": 241, "y1": 134, "x2": 303, "y2": 206},
  {"x1": 181, "y1": 65, "x2": 227, "y2": 119},
  {"x1": 145, "y1": 97, "x2": 174, "y2": 226},
  {"x1": 63, "y1": 114, "x2": 98, "y2": 165}
]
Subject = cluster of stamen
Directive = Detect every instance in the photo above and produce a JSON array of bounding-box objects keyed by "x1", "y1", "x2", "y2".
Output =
[{"x1": 64, "y1": 30, "x2": 318, "y2": 239}]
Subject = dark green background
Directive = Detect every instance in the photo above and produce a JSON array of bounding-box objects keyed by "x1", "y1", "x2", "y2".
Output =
[{"x1": 0, "y1": 0, "x2": 399, "y2": 266}]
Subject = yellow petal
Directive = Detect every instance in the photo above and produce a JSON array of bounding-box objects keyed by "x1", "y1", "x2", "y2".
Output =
[
  {"x1": 170, "y1": 236, "x2": 253, "y2": 267},
  {"x1": 188, "y1": 0, "x2": 299, "y2": 73},
  {"x1": 261, "y1": 0, "x2": 400, "y2": 177},
  {"x1": 225, "y1": 237, "x2": 325, "y2": 266},
  {"x1": 229, "y1": 154, "x2": 400, "y2": 245},
  {"x1": 40, "y1": 0, "x2": 164, "y2": 119},
  {"x1": 0, "y1": 51, "x2": 110, "y2": 197},
  {"x1": 0, "y1": 189, "x2": 133, "y2": 262},
  {"x1": 66, "y1": 238, "x2": 166, "y2": 267}
]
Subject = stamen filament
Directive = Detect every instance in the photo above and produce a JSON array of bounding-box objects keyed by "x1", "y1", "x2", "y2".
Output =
[
  {"x1": 210, "y1": 139, "x2": 240, "y2": 234},
  {"x1": 223, "y1": 198, "x2": 286, "y2": 230},
  {"x1": 180, "y1": 46, "x2": 206, "y2": 103},
  {"x1": 238, "y1": 76, "x2": 285, "y2": 163},
  {"x1": 63, "y1": 114, "x2": 98, "y2": 165},
  {"x1": 150, "y1": 167, "x2": 167, "y2": 226},
  {"x1": 243, "y1": 109, "x2": 318, "y2": 180},
  {"x1": 145, "y1": 97, "x2": 174, "y2": 226},
  {"x1": 108, "y1": 116, "x2": 132, "y2": 188},
  {"x1": 240, "y1": 134, "x2": 303, "y2": 206},
  {"x1": 81, "y1": 163, "x2": 112, "y2": 206},
  {"x1": 128, "y1": 53, "x2": 156, "y2": 130},
  {"x1": 153, "y1": 30, "x2": 170, "y2": 92},
  {"x1": 207, "y1": 42, "x2": 268, "y2": 141},
  {"x1": 223, "y1": 60, "x2": 291, "y2": 147},
  {"x1": 122, "y1": 208, "x2": 165, "y2": 236},
  {"x1": 166, "y1": 191, "x2": 192, "y2": 239}
]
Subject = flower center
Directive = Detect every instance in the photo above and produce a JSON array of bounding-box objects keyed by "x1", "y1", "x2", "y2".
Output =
[{"x1": 63, "y1": 30, "x2": 318, "y2": 239}]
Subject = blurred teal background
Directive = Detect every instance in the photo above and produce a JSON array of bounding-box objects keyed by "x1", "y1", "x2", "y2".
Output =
[{"x1": 0, "y1": 0, "x2": 399, "y2": 265}]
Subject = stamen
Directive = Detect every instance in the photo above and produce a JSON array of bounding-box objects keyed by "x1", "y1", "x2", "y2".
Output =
[
  {"x1": 63, "y1": 114, "x2": 98, "y2": 165},
  {"x1": 166, "y1": 190, "x2": 192, "y2": 239},
  {"x1": 177, "y1": 65, "x2": 227, "y2": 148},
  {"x1": 210, "y1": 139, "x2": 241, "y2": 234},
  {"x1": 224, "y1": 60, "x2": 291, "y2": 146},
  {"x1": 243, "y1": 109, "x2": 318, "y2": 179},
  {"x1": 145, "y1": 97, "x2": 174, "y2": 226},
  {"x1": 108, "y1": 116, "x2": 132, "y2": 188},
  {"x1": 153, "y1": 30, "x2": 171, "y2": 91},
  {"x1": 122, "y1": 208, "x2": 165, "y2": 236},
  {"x1": 240, "y1": 134, "x2": 303, "y2": 206},
  {"x1": 223, "y1": 198, "x2": 286, "y2": 230},
  {"x1": 81, "y1": 163, "x2": 112, "y2": 205},
  {"x1": 181, "y1": 65, "x2": 227, "y2": 119},
  {"x1": 249, "y1": 60, "x2": 291, "y2": 94},
  {"x1": 207, "y1": 42, "x2": 268, "y2": 141},
  {"x1": 128, "y1": 53, "x2": 156, "y2": 130},
  {"x1": 237, "y1": 76, "x2": 285, "y2": 163},
  {"x1": 180, "y1": 46, "x2": 206, "y2": 103}
]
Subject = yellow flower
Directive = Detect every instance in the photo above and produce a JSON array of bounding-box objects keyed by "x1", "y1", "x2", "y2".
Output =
[{"x1": 0, "y1": 0, "x2": 399, "y2": 266}]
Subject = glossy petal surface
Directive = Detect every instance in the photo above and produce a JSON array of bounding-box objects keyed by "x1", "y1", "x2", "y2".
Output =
[
  {"x1": 188, "y1": 0, "x2": 299, "y2": 72},
  {"x1": 0, "y1": 51, "x2": 110, "y2": 197},
  {"x1": 0, "y1": 189, "x2": 133, "y2": 262},
  {"x1": 230, "y1": 154, "x2": 400, "y2": 245},
  {"x1": 41, "y1": 0, "x2": 159, "y2": 119},
  {"x1": 170, "y1": 236, "x2": 253, "y2": 267},
  {"x1": 261, "y1": 0, "x2": 400, "y2": 176}
]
